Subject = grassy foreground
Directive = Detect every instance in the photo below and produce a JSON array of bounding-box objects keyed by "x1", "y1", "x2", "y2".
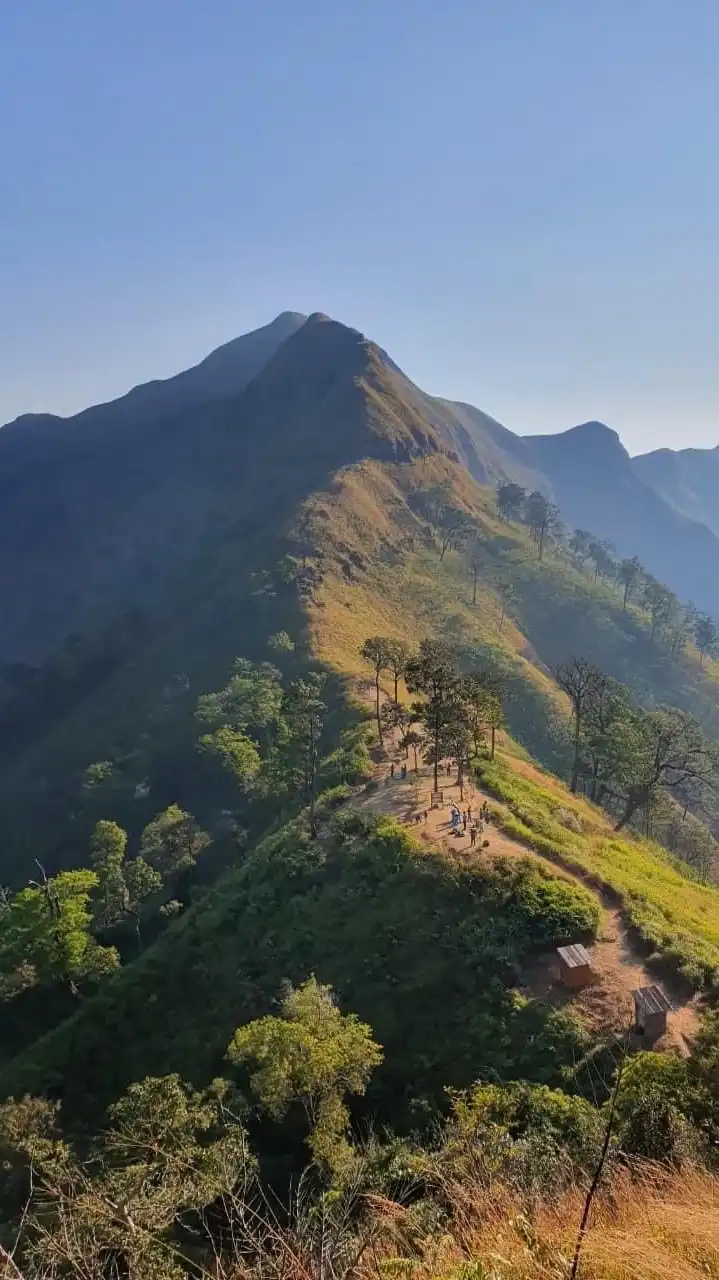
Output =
[{"x1": 478, "y1": 748, "x2": 719, "y2": 989}]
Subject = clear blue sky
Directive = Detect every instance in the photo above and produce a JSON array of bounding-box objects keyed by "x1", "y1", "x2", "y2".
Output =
[{"x1": 2, "y1": 0, "x2": 718, "y2": 452}]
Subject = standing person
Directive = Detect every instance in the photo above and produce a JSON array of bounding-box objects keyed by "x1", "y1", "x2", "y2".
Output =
[
  {"x1": 467, "y1": 804, "x2": 472, "y2": 822},
  {"x1": 462, "y1": 813, "x2": 467, "y2": 832},
  {"x1": 423, "y1": 809, "x2": 429, "y2": 823},
  {"x1": 401, "y1": 763, "x2": 407, "y2": 780},
  {"x1": 390, "y1": 762, "x2": 395, "y2": 778},
  {"x1": 470, "y1": 824, "x2": 477, "y2": 848}
]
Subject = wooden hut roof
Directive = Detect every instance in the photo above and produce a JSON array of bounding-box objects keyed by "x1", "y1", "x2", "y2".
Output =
[
  {"x1": 632, "y1": 985, "x2": 672, "y2": 1015},
  {"x1": 556, "y1": 943, "x2": 593, "y2": 969}
]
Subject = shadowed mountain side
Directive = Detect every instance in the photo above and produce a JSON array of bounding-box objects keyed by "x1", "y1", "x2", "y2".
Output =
[
  {"x1": 525, "y1": 421, "x2": 719, "y2": 619},
  {"x1": 633, "y1": 443, "x2": 719, "y2": 539},
  {"x1": 434, "y1": 398, "x2": 549, "y2": 491},
  {"x1": 0, "y1": 312, "x2": 307, "y2": 662},
  {"x1": 0, "y1": 317, "x2": 451, "y2": 873}
]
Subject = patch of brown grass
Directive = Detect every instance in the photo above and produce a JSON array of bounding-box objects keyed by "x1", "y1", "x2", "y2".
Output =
[{"x1": 362, "y1": 1163, "x2": 719, "y2": 1280}]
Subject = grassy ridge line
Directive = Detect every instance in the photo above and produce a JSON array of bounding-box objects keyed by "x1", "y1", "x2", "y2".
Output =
[{"x1": 478, "y1": 752, "x2": 719, "y2": 989}]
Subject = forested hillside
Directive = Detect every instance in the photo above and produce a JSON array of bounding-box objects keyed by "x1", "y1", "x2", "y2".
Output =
[{"x1": 4, "y1": 312, "x2": 719, "y2": 1278}]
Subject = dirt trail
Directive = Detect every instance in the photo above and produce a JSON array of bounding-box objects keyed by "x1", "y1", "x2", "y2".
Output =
[{"x1": 354, "y1": 740, "x2": 701, "y2": 1055}]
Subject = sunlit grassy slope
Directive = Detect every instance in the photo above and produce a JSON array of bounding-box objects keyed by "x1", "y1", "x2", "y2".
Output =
[
  {"x1": 304, "y1": 454, "x2": 719, "y2": 989},
  {"x1": 480, "y1": 749, "x2": 719, "y2": 988},
  {"x1": 305, "y1": 453, "x2": 719, "y2": 762}
]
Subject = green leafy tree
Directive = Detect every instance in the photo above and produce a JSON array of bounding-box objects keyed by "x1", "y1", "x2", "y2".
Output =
[
  {"x1": 280, "y1": 674, "x2": 326, "y2": 836},
  {"x1": 482, "y1": 681, "x2": 504, "y2": 760},
  {"x1": 569, "y1": 529, "x2": 594, "y2": 571},
  {"x1": 695, "y1": 613, "x2": 719, "y2": 669},
  {"x1": 227, "y1": 977, "x2": 382, "y2": 1177},
  {"x1": 617, "y1": 555, "x2": 643, "y2": 609},
  {"x1": 0, "y1": 869, "x2": 119, "y2": 1000},
  {"x1": 90, "y1": 820, "x2": 129, "y2": 929},
  {"x1": 14, "y1": 1075, "x2": 255, "y2": 1280},
  {"x1": 384, "y1": 639, "x2": 411, "y2": 703},
  {"x1": 588, "y1": 538, "x2": 616, "y2": 584},
  {"x1": 89, "y1": 820, "x2": 162, "y2": 950},
  {"x1": 198, "y1": 725, "x2": 261, "y2": 789},
  {"x1": 524, "y1": 491, "x2": 560, "y2": 561},
  {"x1": 82, "y1": 760, "x2": 115, "y2": 790},
  {"x1": 381, "y1": 698, "x2": 411, "y2": 748},
  {"x1": 268, "y1": 630, "x2": 295, "y2": 654},
  {"x1": 610, "y1": 707, "x2": 717, "y2": 831},
  {"x1": 556, "y1": 658, "x2": 603, "y2": 793},
  {"x1": 124, "y1": 857, "x2": 163, "y2": 949},
  {"x1": 442, "y1": 702, "x2": 473, "y2": 799},
  {"x1": 196, "y1": 656, "x2": 283, "y2": 749},
  {"x1": 140, "y1": 805, "x2": 211, "y2": 876},
  {"x1": 437, "y1": 503, "x2": 474, "y2": 561},
  {"x1": 496, "y1": 482, "x2": 526, "y2": 522},
  {"x1": 400, "y1": 728, "x2": 424, "y2": 772},
  {"x1": 458, "y1": 673, "x2": 491, "y2": 757},
  {"x1": 666, "y1": 604, "x2": 696, "y2": 659},
  {"x1": 360, "y1": 637, "x2": 392, "y2": 746},
  {"x1": 643, "y1": 578, "x2": 678, "y2": 644},
  {"x1": 405, "y1": 640, "x2": 460, "y2": 790},
  {"x1": 582, "y1": 672, "x2": 631, "y2": 803},
  {"x1": 615, "y1": 1053, "x2": 698, "y2": 1163}
]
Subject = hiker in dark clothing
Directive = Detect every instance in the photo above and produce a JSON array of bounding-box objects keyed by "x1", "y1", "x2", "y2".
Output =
[
  {"x1": 423, "y1": 810, "x2": 429, "y2": 823},
  {"x1": 470, "y1": 825, "x2": 477, "y2": 848},
  {"x1": 390, "y1": 762, "x2": 395, "y2": 778},
  {"x1": 462, "y1": 813, "x2": 467, "y2": 832},
  {"x1": 401, "y1": 763, "x2": 407, "y2": 780}
]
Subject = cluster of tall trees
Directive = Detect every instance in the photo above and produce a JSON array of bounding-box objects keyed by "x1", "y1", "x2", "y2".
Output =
[
  {"x1": 496, "y1": 483, "x2": 561, "y2": 560},
  {"x1": 196, "y1": 654, "x2": 327, "y2": 834},
  {"x1": 360, "y1": 636, "x2": 504, "y2": 795},
  {"x1": 496, "y1": 483, "x2": 719, "y2": 664},
  {"x1": 0, "y1": 976, "x2": 382, "y2": 1277},
  {"x1": 0, "y1": 803, "x2": 211, "y2": 1004},
  {"x1": 556, "y1": 657, "x2": 719, "y2": 831},
  {"x1": 0, "y1": 648, "x2": 331, "y2": 1005}
]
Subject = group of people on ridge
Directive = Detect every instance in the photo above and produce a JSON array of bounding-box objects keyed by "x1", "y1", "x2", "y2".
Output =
[{"x1": 450, "y1": 800, "x2": 490, "y2": 847}]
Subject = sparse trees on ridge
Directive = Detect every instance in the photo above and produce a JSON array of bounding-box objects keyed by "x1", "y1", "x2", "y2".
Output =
[
  {"x1": 617, "y1": 556, "x2": 643, "y2": 609},
  {"x1": 695, "y1": 613, "x2": 719, "y2": 669},
  {"x1": 405, "y1": 640, "x2": 461, "y2": 791},
  {"x1": 496, "y1": 482, "x2": 526, "y2": 521},
  {"x1": 556, "y1": 659, "x2": 604, "y2": 794},
  {"x1": 385, "y1": 639, "x2": 411, "y2": 703},
  {"x1": 524, "y1": 491, "x2": 561, "y2": 561},
  {"x1": 555, "y1": 654, "x2": 718, "y2": 832},
  {"x1": 360, "y1": 637, "x2": 392, "y2": 746}
]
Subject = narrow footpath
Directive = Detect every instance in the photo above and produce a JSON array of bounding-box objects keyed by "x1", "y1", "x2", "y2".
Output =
[{"x1": 353, "y1": 737, "x2": 701, "y2": 1056}]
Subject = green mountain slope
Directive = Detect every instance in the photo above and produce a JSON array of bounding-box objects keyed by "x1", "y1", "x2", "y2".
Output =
[{"x1": 3, "y1": 315, "x2": 719, "y2": 884}]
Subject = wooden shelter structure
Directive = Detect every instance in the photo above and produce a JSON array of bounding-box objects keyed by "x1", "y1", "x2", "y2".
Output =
[
  {"x1": 632, "y1": 984, "x2": 671, "y2": 1040},
  {"x1": 556, "y1": 943, "x2": 595, "y2": 989}
]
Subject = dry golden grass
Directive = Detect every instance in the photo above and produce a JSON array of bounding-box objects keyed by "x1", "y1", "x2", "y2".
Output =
[
  {"x1": 362, "y1": 1163, "x2": 719, "y2": 1280},
  {"x1": 304, "y1": 457, "x2": 563, "y2": 714}
]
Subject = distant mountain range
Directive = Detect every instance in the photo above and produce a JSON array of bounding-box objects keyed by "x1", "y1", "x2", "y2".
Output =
[{"x1": 2, "y1": 310, "x2": 719, "y2": 667}]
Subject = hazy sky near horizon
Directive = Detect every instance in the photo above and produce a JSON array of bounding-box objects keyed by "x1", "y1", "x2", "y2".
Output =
[{"x1": 2, "y1": 1, "x2": 719, "y2": 453}]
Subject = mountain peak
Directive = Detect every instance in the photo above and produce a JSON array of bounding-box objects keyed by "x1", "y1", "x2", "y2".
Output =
[
  {"x1": 568, "y1": 419, "x2": 621, "y2": 442},
  {"x1": 525, "y1": 420, "x2": 628, "y2": 465}
]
